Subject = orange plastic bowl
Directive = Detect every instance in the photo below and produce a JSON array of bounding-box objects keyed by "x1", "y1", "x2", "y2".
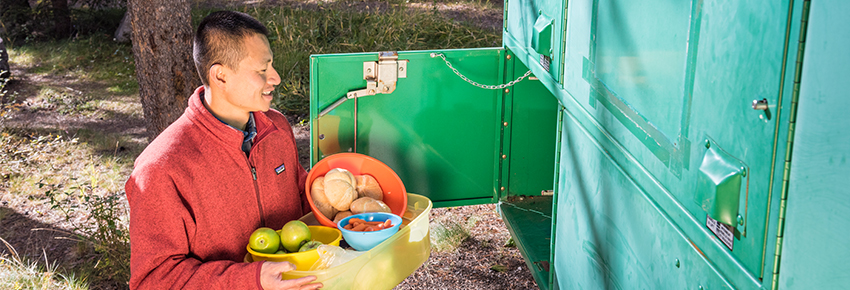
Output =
[{"x1": 306, "y1": 153, "x2": 407, "y2": 228}]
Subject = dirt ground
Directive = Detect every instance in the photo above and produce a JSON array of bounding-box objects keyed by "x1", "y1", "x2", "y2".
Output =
[{"x1": 1, "y1": 1, "x2": 539, "y2": 289}]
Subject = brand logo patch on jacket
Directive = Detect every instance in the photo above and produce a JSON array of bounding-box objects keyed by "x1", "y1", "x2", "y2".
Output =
[{"x1": 275, "y1": 163, "x2": 286, "y2": 174}]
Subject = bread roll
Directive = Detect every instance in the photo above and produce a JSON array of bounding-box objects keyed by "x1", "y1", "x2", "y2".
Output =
[
  {"x1": 325, "y1": 168, "x2": 355, "y2": 185},
  {"x1": 310, "y1": 176, "x2": 337, "y2": 220},
  {"x1": 324, "y1": 178, "x2": 357, "y2": 211},
  {"x1": 350, "y1": 197, "x2": 392, "y2": 214},
  {"x1": 355, "y1": 174, "x2": 384, "y2": 201},
  {"x1": 333, "y1": 211, "x2": 352, "y2": 224}
]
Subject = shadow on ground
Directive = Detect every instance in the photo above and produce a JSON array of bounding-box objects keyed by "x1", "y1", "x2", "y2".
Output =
[{"x1": 0, "y1": 206, "x2": 84, "y2": 272}]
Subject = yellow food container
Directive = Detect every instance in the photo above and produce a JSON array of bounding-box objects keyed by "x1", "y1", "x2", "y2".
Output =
[
  {"x1": 246, "y1": 226, "x2": 342, "y2": 271},
  {"x1": 282, "y1": 193, "x2": 432, "y2": 289}
]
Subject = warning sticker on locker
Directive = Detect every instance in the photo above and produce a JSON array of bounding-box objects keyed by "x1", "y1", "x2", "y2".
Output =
[
  {"x1": 706, "y1": 215, "x2": 734, "y2": 251},
  {"x1": 540, "y1": 55, "x2": 551, "y2": 72}
]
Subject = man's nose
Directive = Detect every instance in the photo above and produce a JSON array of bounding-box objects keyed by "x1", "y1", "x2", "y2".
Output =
[{"x1": 268, "y1": 67, "x2": 281, "y2": 86}]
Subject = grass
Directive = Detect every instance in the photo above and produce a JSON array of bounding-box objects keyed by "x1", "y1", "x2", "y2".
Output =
[
  {"x1": 0, "y1": 244, "x2": 88, "y2": 290},
  {"x1": 430, "y1": 209, "x2": 481, "y2": 252},
  {"x1": 1, "y1": 1, "x2": 501, "y2": 288},
  {"x1": 7, "y1": 33, "x2": 138, "y2": 96},
  {"x1": 0, "y1": 129, "x2": 134, "y2": 287},
  {"x1": 2, "y1": 10, "x2": 141, "y2": 289},
  {"x1": 195, "y1": 1, "x2": 501, "y2": 116}
]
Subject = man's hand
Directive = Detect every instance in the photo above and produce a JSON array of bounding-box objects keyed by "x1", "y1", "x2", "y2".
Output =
[{"x1": 260, "y1": 261, "x2": 323, "y2": 290}]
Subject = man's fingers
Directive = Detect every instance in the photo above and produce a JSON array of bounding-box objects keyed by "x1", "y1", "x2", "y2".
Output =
[
  {"x1": 269, "y1": 261, "x2": 297, "y2": 273},
  {"x1": 262, "y1": 262, "x2": 323, "y2": 289},
  {"x1": 278, "y1": 275, "x2": 322, "y2": 289}
]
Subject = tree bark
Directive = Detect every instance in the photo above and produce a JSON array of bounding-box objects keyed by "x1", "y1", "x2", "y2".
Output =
[
  {"x1": 127, "y1": 0, "x2": 200, "y2": 139},
  {"x1": 51, "y1": 0, "x2": 70, "y2": 38},
  {"x1": 114, "y1": 11, "x2": 132, "y2": 43}
]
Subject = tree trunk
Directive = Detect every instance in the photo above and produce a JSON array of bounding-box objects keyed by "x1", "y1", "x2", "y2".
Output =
[
  {"x1": 51, "y1": 0, "x2": 70, "y2": 38},
  {"x1": 127, "y1": 0, "x2": 200, "y2": 139},
  {"x1": 114, "y1": 11, "x2": 132, "y2": 43}
]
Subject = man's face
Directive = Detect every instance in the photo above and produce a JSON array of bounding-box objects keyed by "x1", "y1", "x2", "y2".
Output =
[{"x1": 221, "y1": 34, "x2": 280, "y2": 113}]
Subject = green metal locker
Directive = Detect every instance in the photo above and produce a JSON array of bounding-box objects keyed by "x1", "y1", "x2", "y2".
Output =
[{"x1": 308, "y1": 0, "x2": 850, "y2": 288}]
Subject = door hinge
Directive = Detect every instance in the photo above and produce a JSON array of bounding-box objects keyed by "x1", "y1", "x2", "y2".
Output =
[{"x1": 318, "y1": 51, "x2": 408, "y2": 117}]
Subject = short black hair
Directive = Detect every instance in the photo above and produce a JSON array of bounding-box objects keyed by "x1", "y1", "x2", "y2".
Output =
[{"x1": 193, "y1": 11, "x2": 269, "y2": 86}]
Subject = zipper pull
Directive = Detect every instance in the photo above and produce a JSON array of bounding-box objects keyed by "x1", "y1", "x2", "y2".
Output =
[{"x1": 251, "y1": 167, "x2": 257, "y2": 180}]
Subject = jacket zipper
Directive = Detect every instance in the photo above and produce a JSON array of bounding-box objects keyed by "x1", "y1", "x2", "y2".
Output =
[
  {"x1": 250, "y1": 163, "x2": 265, "y2": 226},
  {"x1": 247, "y1": 116, "x2": 278, "y2": 227}
]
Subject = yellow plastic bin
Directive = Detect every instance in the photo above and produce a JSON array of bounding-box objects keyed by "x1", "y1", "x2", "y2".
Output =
[
  {"x1": 284, "y1": 193, "x2": 432, "y2": 289},
  {"x1": 246, "y1": 226, "x2": 343, "y2": 271}
]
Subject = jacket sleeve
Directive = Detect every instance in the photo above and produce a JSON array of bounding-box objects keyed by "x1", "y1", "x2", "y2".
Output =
[
  {"x1": 126, "y1": 167, "x2": 264, "y2": 290},
  {"x1": 298, "y1": 163, "x2": 311, "y2": 216}
]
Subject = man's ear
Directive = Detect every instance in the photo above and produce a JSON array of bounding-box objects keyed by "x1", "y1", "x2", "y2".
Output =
[{"x1": 208, "y1": 64, "x2": 227, "y2": 88}]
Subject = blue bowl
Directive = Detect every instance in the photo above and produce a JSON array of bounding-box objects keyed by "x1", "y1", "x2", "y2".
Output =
[{"x1": 337, "y1": 212, "x2": 403, "y2": 251}]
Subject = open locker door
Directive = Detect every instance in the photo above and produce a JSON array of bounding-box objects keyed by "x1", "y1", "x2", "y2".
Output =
[
  {"x1": 310, "y1": 48, "x2": 559, "y2": 288},
  {"x1": 309, "y1": 48, "x2": 557, "y2": 208}
]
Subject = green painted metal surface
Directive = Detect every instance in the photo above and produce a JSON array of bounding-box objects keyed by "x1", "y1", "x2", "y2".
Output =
[
  {"x1": 502, "y1": 0, "x2": 806, "y2": 288},
  {"x1": 505, "y1": 0, "x2": 566, "y2": 82},
  {"x1": 554, "y1": 108, "x2": 732, "y2": 289},
  {"x1": 500, "y1": 196, "x2": 553, "y2": 290},
  {"x1": 501, "y1": 53, "x2": 559, "y2": 198},
  {"x1": 306, "y1": 0, "x2": 850, "y2": 289},
  {"x1": 309, "y1": 48, "x2": 557, "y2": 207},
  {"x1": 696, "y1": 139, "x2": 746, "y2": 228},
  {"x1": 778, "y1": 0, "x2": 850, "y2": 288}
]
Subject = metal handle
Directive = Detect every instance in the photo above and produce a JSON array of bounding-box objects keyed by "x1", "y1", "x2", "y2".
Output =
[
  {"x1": 318, "y1": 95, "x2": 350, "y2": 117},
  {"x1": 752, "y1": 98, "x2": 769, "y2": 110}
]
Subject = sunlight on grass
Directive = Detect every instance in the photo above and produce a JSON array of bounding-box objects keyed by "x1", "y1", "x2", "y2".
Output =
[
  {"x1": 95, "y1": 96, "x2": 144, "y2": 119},
  {"x1": 7, "y1": 50, "x2": 35, "y2": 68},
  {"x1": 0, "y1": 129, "x2": 133, "y2": 286},
  {"x1": 0, "y1": 132, "x2": 132, "y2": 200},
  {"x1": 8, "y1": 34, "x2": 137, "y2": 96},
  {"x1": 0, "y1": 240, "x2": 88, "y2": 290}
]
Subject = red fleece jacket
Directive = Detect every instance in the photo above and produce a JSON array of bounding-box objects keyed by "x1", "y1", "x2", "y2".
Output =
[{"x1": 126, "y1": 86, "x2": 310, "y2": 289}]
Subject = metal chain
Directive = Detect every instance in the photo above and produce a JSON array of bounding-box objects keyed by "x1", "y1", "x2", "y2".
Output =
[{"x1": 431, "y1": 53, "x2": 533, "y2": 90}]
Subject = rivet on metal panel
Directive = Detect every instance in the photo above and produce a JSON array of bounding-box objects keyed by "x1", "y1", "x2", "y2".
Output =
[
  {"x1": 502, "y1": 154, "x2": 507, "y2": 159},
  {"x1": 399, "y1": 66, "x2": 404, "y2": 72},
  {"x1": 741, "y1": 168, "x2": 747, "y2": 177},
  {"x1": 366, "y1": 68, "x2": 372, "y2": 73},
  {"x1": 319, "y1": 134, "x2": 325, "y2": 140},
  {"x1": 503, "y1": 122, "x2": 508, "y2": 127},
  {"x1": 504, "y1": 89, "x2": 510, "y2": 94},
  {"x1": 737, "y1": 214, "x2": 744, "y2": 226},
  {"x1": 506, "y1": 55, "x2": 511, "y2": 60},
  {"x1": 705, "y1": 140, "x2": 711, "y2": 149},
  {"x1": 382, "y1": 86, "x2": 389, "y2": 92},
  {"x1": 500, "y1": 187, "x2": 505, "y2": 191}
]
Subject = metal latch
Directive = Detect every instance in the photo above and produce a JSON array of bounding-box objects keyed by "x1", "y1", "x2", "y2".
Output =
[
  {"x1": 318, "y1": 52, "x2": 408, "y2": 117},
  {"x1": 752, "y1": 98, "x2": 771, "y2": 120}
]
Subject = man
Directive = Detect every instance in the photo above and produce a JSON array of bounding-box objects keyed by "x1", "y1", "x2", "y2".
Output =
[{"x1": 125, "y1": 11, "x2": 322, "y2": 290}]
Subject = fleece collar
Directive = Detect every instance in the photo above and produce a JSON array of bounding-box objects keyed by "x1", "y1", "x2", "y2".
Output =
[{"x1": 185, "y1": 86, "x2": 278, "y2": 151}]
